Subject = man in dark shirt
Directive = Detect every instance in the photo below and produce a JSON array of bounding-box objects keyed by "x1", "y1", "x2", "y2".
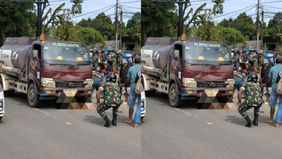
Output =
[
  {"x1": 260, "y1": 59, "x2": 272, "y2": 102},
  {"x1": 119, "y1": 59, "x2": 130, "y2": 102}
]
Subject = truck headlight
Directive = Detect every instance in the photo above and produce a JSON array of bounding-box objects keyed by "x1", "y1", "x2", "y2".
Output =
[
  {"x1": 84, "y1": 79, "x2": 93, "y2": 87},
  {"x1": 41, "y1": 78, "x2": 56, "y2": 88},
  {"x1": 226, "y1": 79, "x2": 235, "y2": 87},
  {"x1": 183, "y1": 78, "x2": 197, "y2": 88}
]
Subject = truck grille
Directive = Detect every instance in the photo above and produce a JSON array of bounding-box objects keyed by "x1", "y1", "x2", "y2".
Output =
[
  {"x1": 56, "y1": 81, "x2": 87, "y2": 88},
  {"x1": 197, "y1": 81, "x2": 228, "y2": 88}
]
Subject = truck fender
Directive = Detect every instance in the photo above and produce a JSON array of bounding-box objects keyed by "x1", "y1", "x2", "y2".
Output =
[
  {"x1": 169, "y1": 79, "x2": 181, "y2": 95},
  {"x1": 0, "y1": 74, "x2": 10, "y2": 91}
]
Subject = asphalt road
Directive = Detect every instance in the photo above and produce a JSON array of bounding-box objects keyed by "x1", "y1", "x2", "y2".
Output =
[{"x1": 1, "y1": 93, "x2": 282, "y2": 159}]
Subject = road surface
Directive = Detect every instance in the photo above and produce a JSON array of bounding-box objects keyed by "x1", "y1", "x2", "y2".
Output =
[{"x1": 0, "y1": 93, "x2": 282, "y2": 159}]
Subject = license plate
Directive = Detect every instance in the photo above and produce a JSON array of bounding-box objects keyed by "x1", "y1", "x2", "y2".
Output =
[
  {"x1": 204, "y1": 89, "x2": 219, "y2": 97},
  {"x1": 63, "y1": 89, "x2": 78, "y2": 97}
]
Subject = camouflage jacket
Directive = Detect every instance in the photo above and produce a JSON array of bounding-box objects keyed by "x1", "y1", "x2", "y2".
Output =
[
  {"x1": 103, "y1": 83, "x2": 122, "y2": 107},
  {"x1": 240, "y1": 82, "x2": 263, "y2": 106}
]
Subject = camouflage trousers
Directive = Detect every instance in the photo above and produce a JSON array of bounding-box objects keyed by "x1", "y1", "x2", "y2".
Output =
[
  {"x1": 238, "y1": 102, "x2": 261, "y2": 119},
  {"x1": 96, "y1": 102, "x2": 120, "y2": 119}
]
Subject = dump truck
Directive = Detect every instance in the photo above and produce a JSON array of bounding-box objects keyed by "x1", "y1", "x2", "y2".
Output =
[
  {"x1": 0, "y1": 37, "x2": 93, "y2": 107},
  {"x1": 141, "y1": 37, "x2": 234, "y2": 107}
]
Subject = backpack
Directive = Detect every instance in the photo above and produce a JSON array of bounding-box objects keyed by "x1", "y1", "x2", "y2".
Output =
[
  {"x1": 277, "y1": 72, "x2": 282, "y2": 95},
  {"x1": 135, "y1": 72, "x2": 143, "y2": 95}
]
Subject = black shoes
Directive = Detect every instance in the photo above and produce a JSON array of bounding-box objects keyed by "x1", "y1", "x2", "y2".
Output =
[
  {"x1": 103, "y1": 116, "x2": 111, "y2": 128},
  {"x1": 111, "y1": 114, "x2": 118, "y2": 126},
  {"x1": 253, "y1": 115, "x2": 259, "y2": 126},
  {"x1": 245, "y1": 116, "x2": 252, "y2": 128}
]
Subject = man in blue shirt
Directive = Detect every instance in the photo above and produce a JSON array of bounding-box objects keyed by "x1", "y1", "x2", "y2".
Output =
[
  {"x1": 267, "y1": 56, "x2": 282, "y2": 124},
  {"x1": 124, "y1": 56, "x2": 141, "y2": 128}
]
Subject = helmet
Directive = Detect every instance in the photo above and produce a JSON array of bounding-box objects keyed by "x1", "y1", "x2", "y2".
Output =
[
  {"x1": 106, "y1": 72, "x2": 117, "y2": 83},
  {"x1": 247, "y1": 72, "x2": 258, "y2": 83}
]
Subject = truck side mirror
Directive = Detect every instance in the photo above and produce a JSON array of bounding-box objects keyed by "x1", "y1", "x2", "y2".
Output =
[{"x1": 32, "y1": 50, "x2": 38, "y2": 59}]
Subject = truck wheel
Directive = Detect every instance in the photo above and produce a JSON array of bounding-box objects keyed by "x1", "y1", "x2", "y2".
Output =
[
  {"x1": 169, "y1": 83, "x2": 181, "y2": 107},
  {"x1": 0, "y1": 116, "x2": 2, "y2": 121},
  {"x1": 27, "y1": 83, "x2": 39, "y2": 108}
]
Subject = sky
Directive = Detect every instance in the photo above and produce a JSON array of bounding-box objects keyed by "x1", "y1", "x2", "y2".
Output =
[
  {"x1": 48, "y1": 0, "x2": 281, "y2": 24},
  {"x1": 49, "y1": 0, "x2": 141, "y2": 24},
  {"x1": 189, "y1": 0, "x2": 282, "y2": 24}
]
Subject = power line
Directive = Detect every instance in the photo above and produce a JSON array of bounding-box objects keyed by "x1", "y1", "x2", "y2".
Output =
[{"x1": 214, "y1": 4, "x2": 257, "y2": 18}]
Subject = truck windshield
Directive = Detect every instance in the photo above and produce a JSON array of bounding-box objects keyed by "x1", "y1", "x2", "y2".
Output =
[
  {"x1": 184, "y1": 42, "x2": 232, "y2": 65},
  {"x1": 43, "y1": 42, "x2": 90, "y2": 65}
]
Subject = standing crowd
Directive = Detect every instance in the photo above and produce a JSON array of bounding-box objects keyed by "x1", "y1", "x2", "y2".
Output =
[
  {"x1": 89, "y1": 49, "x2": 143, "y2": 128},
  {"x1": 234, "y1": 49, "x2": 282, "y2": 128}
]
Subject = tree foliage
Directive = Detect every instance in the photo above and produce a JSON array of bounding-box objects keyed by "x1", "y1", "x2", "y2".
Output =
[
  {"x1": 219, "y1": 12, "x2": 256, "y2": 40},
  {"x1": 141, "y1": 0, "x2": 177, "y2": 43},
  {"x1": 124, "y1": 12, "x2": 141, "y2": 42},
  {"x1": 0, "y1": 1, "x2": 35, "y2": 46},
  {"x1": 267, "y1": 12, "x2": 282, "y2": 37},
  {"x1": 78, "y1": 13, "x2": 114, "y2": 40}
]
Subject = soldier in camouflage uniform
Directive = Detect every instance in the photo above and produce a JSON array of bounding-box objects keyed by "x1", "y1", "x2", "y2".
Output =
[
  {"x1": 96, "y1": 72, "x2": 123, "y2": 127},
  {"x1": 238, "y1": 72, "x2": 263, "y2": 127}
]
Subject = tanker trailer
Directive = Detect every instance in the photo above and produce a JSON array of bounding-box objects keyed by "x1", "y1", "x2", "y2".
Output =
[
  {"x1": 0, "y1": 37, "x2": 93, "y2": 107},
  {"x1": 141, "y1": 37, "x2": 234, "y2": 107}
]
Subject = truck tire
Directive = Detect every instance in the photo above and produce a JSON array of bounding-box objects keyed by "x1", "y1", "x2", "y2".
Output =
[
  {"x1": 27, "y1": 83, "x2": 39, "y2": 108},
  {"x1": 169, "y1": 83, "x2": 181, "y2": 107},
  {"x1": 0, "y1": 116, "x2": 2, "y2": 121}
]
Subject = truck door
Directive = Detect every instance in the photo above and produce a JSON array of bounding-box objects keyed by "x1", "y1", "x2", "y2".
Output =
[
  {"x1": 171, "y1": 44, "x2": 183, "y2": 80},
  {"x1": 30, "y1": 44, "x2": 42, "y2": 80}
]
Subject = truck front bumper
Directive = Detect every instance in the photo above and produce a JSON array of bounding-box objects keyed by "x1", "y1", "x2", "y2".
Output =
[
  {"x1": 39, "y1": 87, "x2": 93, "y2": 98},
  {"x1": 180, "y1": 87, "x2": 234, "y2": 98}
]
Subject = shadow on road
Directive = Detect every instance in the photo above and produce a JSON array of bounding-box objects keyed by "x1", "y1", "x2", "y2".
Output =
[
  {"x1": 147, "y1": 92, "x2": 210, "y2": 109},
  {"x1": 225, "y1": 114, "x2": 271, "y2": 126},
  {"x1": 84, "y1": 115, "x2": 128, "y2": 127},
  {"x1": 6, "y1": 93, "x2": 65, "y2": 109}
]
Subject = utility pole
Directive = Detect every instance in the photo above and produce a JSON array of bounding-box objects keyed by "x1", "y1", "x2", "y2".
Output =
[
  {"x1": 36, "y1": 0, "x2": 43, "y2": 39},
  {"x1": 256, "y1": 0, "x2": 260, "y2": 51},
  {"x1": 261, "y1": 7, "x2": 264, "y2": 50},
  {"x1": 176, "y1": 0, "x2": 188, "y2": 39},
  {"x1": 115, "y1": 0, "x2": 119, "y2": 51},
  {"x1": 120, "y1": 9, "x2": 123, "y2": 50}
]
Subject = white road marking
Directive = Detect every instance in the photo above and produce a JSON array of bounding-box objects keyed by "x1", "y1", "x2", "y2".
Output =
[
  {"x1": 175, "y1": 108, "x2": 192, "y2": 116},
  {"x1": 175, "y1": 108, "x2": 215, "y2": 126},
  {"x1": 65, "y1": 122, "x2": 72, "y2": 125},
  {"x1": 33, "y1": 108, "x2": 49, "y2": 116},
  {"x1": 206, "y1": 122, "x2": 214, "y2": 125}
]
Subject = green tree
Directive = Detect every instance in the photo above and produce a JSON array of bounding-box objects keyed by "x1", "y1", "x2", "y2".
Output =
[
  {"x1": 78, "y1": 13, "x2": 114, "y2": 40},
  {"x1": 212, "y1": 0, "x2": 224, "y2": 15},
  {"x1": 221, "y1": 27, "x2": 246, "y2": 46},
  {"x1": 267, "y1": 12, "x2": 282, "y2": 37},
  {"x1": 141, "y1": 0, "x2": 177, "y2": 43},
  {"x1": 125, "y1": 12, "x2": 141, "y2": 42},
  {"x1": 0, "y1": 1, "x2": 35, "y2": 45},
  {"x1": 79, "y1": 27, "x2": 105, "y2": 46},
  {"x1": 219, "y1": 12, "x2": 256, "y2": 40},
  {"x1": 71, "y1": 0, "x2": 83, "y2": 15}
]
